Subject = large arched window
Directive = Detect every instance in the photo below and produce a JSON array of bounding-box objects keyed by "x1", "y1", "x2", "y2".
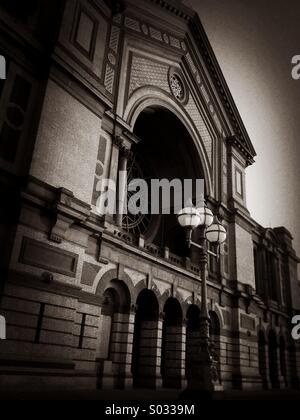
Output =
[{"x1": 127, "y1": 106, "x2": 206, "y2": 262}]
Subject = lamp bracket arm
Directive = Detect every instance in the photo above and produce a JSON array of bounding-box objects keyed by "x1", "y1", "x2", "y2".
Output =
[{"x1": 188, "y1": 240, "x2": 204, "y2": 251}]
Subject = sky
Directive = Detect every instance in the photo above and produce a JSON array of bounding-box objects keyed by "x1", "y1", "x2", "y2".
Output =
[{"x1": 186, "y1": 0, "x2": 300, "y2": 261}]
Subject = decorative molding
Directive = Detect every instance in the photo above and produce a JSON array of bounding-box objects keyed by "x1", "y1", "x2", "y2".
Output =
[
  {"x1": 137, "y1": 1, "x2": 256, "y2": 162},
  {"x1": 104, "y1": 22, "x2": 122, "y2": 95},
  {"x1": 49, "y1": 188, "x2": 91, "y2": 244},
  {"x1": 240, "y1": 314, "x2": 256, "y2": 331},
  {"x1": 81, "y1": 262, "x2": 101, "y2": 286},
  {"x1": 19, "y1": 237, "x2": 79, "y2": 278},
  {"x1": 72, "y1": 4, "x2": 98, "y2": 61},
  {"x1": 227, "y1": 135, "x2": 255, "y2": 166}
]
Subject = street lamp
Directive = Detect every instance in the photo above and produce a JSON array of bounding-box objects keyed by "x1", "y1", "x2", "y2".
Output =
[{"x1": 177, "y1": 203, "x2": 227, "y2": 393}]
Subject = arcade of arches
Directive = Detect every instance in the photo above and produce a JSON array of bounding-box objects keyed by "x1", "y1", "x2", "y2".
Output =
[
  {"x1": 1, "y1": 0, "x2": 300, "y2": 395},
  {"x1": 98, "y1": 278, "x2": 297, "y2": 391}
]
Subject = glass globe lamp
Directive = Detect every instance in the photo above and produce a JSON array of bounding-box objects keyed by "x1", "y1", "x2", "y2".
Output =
[
  {"x1": 177, "y1": 206, "x2": 203, "y2": 230},
  {"x1": 197, "y1": 206, "x2": 214, "y2": 228},
  {"x1": 206, "y1": 219, "x2": 227, "y2": 244}
]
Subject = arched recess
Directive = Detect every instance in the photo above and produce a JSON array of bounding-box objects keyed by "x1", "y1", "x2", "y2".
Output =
[
  {"x1": 258, "y1": 330, "x2": 269, "y2": 389},
  {"x1": 96, "y1": 268, "x2": 136, "y2": 303},
  {"x1": 123, "y1": 98, "x2": 213, "y2": 261},
  {"x1": 186, "y1": 305, "x2": 201, "y2": 382},
  {"x1": 161, "y1": 297, "x2": 185, "y2": 388},
  {"x1": 123, "y1": 88, "x2": 213, "y2": 197},
  {"x1": 209, "y1": 311, "x2": 221, "y2": 384},
  {"x1": 279, "y1": 336, "x2": 288, "y2": 387},
  {"x1": 95, "y1": 277, "x2": 134, "y2": 388},
  {"x1": 268, "y1": 330, "x2": 280, "y2": 389},
  {"x1": 132, "y1": 289, "x2": 161, "y2": 388},
  {"x1": 96, "y1": 271, "x2": 136, "y2": 388}
]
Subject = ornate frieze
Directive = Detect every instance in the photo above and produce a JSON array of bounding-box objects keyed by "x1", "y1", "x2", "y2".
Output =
[{"x1": 104, "y1": 21, "x2": 122, "y2": 95}]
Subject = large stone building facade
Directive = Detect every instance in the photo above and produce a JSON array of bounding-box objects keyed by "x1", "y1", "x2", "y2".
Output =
[{"x1": 0, "y1": 0, "x2": 299, "y2": 393}]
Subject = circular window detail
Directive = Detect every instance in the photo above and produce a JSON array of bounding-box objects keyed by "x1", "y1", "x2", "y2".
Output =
[{"x1": 169, "y1": 69, "x2": 188, "y2": 104}]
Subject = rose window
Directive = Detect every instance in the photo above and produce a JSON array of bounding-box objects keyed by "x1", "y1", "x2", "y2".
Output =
[
  {"x1": 170, "y1": 74, "x2": 184, "y2": 101},
  {"x1": 122, "y1": 153, "x2": 153, "y2": 237}
]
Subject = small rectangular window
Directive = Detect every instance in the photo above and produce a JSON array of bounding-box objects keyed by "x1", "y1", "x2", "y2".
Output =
[{"x1": 235, "y1": 168, "x2": 244, "y2": 197}]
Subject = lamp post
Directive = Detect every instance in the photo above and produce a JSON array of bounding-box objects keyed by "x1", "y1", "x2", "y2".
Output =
[{"x1": 177, "y1": 204, "x2": 227, "y2": 393}]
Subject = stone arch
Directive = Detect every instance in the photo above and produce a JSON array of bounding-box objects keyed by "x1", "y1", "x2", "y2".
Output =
[
  {"x1": 96, "y1": 272, "x2": 135, "y2": 389},
  {"x1": 151, "y1": 283, "x2": 166, "y2": 312},
  {"x1": 210, "y1": 303, "x2": 225, "y2": 331},
  {"x1": 209, "y1": 311, "x2": 221, "y2": 336},
  {"x1": 174, "y1": 290, "x2": 186, "y2": 308},
  {"x1": 182, "y1": 297, "x2": 194, "y2": 319},
  {"x1": 96, "y1": 268, "x2": 137, "y2": 303},
  {"x1": 159, "y1": 288, "x2": 173, "y2": 311},
  {"x1": 123, "y1": 87, "x2": 213, "y2": 196},
  {"x1": 265, "y1": 325, "x2": 279, "y2": 345}
]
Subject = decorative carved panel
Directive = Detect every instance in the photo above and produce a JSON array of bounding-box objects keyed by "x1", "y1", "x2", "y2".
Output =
[{"x1": 19, "y1": 237, "x2": 78, "y2": 278}]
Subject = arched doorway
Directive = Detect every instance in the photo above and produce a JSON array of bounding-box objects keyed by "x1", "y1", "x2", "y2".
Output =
[
  {"x1": 132, "y1": 290, "x2": 161, "y2": 388},
  {"x1": 258, "y1": 331, "x2": 268, "y2": 389},
  {"x1": 186, "y1": 305, "x2": 201, "y2": 382},
  {"x1": 209, "y1": 311, "x2": 221, "y2": 384},
  {"x1": 161, "y1": 298, "x2": 185, "y2": 388},
  {"x1": 98, "y1": 280, "x2": 131, "y2": 389},
  {"x1": 279, "y1": 337, "x2": 287, "y2": 387},
  {"x1": 268, "y1": 330, "x2": 279, "y2": 389}
]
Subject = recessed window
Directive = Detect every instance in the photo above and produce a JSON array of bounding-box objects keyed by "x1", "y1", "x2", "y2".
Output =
[{"x1": 235, "y1": 168, "x2": 244, "y2": 197}]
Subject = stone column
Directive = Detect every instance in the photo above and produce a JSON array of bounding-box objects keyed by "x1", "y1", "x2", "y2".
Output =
[
  {"x1": 102, "y1": 136, "x2": 121, "y2": 225},
  {"x1": 135, "y1": 315, "x2": 163, "y2": 389},
  {"x1": 109, "y1": 310, "x2": 135, "y2": 389},
  {"x1": 163, "y1": 321, "x2": 187, "y2": 389},
  {"x1": 116, "y1": 146, "x2": 131, "y2": 227}
]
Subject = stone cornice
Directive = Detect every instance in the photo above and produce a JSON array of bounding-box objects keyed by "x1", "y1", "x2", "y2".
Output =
[
  {"x1": 190, "y1": 16, "x2": 256, "y2": 163},
  {"x1": 227, "y1": 135, "x2": 255, "y2": 166},
  {"x1": 148, "y1": 0, "x2": 194, "y2": 21}
]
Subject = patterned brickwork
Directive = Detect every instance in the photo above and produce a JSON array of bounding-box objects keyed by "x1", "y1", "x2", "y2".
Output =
[
  {"x1": 129, "y1": 55, "x2": 214, "y2": 165},
  {"x1": 129, "y1": 55, "x2": 170, "y2": 97},
  {"x1": 185, "y1": 97, "x2": 213, "y2": 164}
]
